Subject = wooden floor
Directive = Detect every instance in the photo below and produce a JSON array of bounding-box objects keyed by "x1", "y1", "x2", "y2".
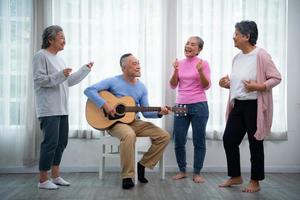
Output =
[{"x1": 0, "y1": 172, "x2": 299, "y2": 200}]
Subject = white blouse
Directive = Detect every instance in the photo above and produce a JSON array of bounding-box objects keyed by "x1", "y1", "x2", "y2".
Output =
[{"x1": 230, "y1": 47, "x2": 259, "y2": 102}]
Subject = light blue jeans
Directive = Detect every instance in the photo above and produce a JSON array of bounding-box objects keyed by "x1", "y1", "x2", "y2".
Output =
[{"x1": 173, "y1": 102, "x2": 209, "y2": 174}]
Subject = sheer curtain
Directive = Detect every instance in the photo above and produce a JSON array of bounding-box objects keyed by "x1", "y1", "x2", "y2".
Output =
[
  {"x1": 0, "y1": 0, "x2": 36, "y2": 167},
  {"x1": 51, "y1": 0, "x2": 287, "y2": 139},
  {"x1": 0, "y1": 0, "x2": 288, "y2": 171},
  {"x1": 49, "y1": 0, "x2": 286, "y2": 140},
  {"x1": 0, "y1": 0, "x2": 287, "y2": 171},
  {"x1": 176, "y1": 0, "x2": 287, "y2": 140},
  {"x1": 50, "y1": 0, "x2": 168, "y2": 138}
]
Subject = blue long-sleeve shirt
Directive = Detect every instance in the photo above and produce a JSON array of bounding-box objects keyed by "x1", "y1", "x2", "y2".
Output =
[{"x1": 84, "y1": 75, "x2": 161, "y2": 118}]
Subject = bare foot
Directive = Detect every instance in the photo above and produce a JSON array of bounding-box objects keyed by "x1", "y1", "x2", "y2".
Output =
[
  {"x1": 242, "y1": 180, "x2": 260, "y2": 193},
  {"x1": 219, "y1": 176, "x2": 243, "y2": 187},
  {"x1": 172, "y1": 172, "x2": 187, "y2": 180},
  {"x1": 193, "y1": 175, "x2": 205, "y2": 183}
]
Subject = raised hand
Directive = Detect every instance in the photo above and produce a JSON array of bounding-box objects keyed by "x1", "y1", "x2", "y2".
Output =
[
  {"x1": 196, "y1": 60, "x2": 203, "y2": 72},
  {"x1": 173, "y1": 58, "x2": 179, "y2": 71},
  {"x1": 219, "y1": 75, "x2": 230, "y2": 89},
  {"x1": 63, "y1": 68, "x2": 72, "y2": 77},
  {"x1": 86, "y1": 61, "x2": 94, "y2": 69}
]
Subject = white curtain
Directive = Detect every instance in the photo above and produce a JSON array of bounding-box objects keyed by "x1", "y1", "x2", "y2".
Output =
[
  {"x1": 0, "y1": 0, "x2": 37, "y2": 167},
  {"x1": 50, "y1": 0, "x2": 287, "y2": 140},
  {"x1": 50, "y1": 0, "x2": 168, "y2": 138},
  {"x1": 176, "y1": 0, "x2": 287, "y2": 140},
  {"x1": 0, "y1": 0, "x2": 288, "y2": 169}
]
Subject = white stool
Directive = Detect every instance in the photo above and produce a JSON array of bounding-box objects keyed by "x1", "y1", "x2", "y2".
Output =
[{"x1": 99, "y1": 132, "x2": 165, "y2": 184}]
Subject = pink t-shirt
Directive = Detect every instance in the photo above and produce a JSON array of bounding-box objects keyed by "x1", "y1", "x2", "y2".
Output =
[{"x1": 171, "y1": 56, "x2": 211, "y2": 104}]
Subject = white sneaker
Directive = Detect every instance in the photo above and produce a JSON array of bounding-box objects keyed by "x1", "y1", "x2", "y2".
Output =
[
  {"x1": 38, "y1": 180, "x2": 59, "y2": 190},
  {"x1": 51, "y1": 177, "x2": 71, "y2": 186}
]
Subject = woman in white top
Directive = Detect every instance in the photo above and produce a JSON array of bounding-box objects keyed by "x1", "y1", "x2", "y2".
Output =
[{"x1": 219, "y1": 21, "x2": 281, "y2": 193}]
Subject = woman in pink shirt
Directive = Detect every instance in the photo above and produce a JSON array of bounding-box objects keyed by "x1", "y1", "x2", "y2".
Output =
[
  {"x1": 170, "y1": 36, "x2": 211, "y2": 183},
  {"x1": 219, "y1": 21, "x2": 281, "y2": 193}
]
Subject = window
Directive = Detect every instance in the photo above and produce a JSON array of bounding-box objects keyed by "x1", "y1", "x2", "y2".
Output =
[
  {"x1": 0, "y1": 0, "x2": 33, "y2": 167},
  {"x1": 0, "y1": 0, "x2": 32, "y2": 128}
]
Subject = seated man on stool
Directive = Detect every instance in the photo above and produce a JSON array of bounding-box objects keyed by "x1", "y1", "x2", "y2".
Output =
[{"x1": 84, "y1": 53, "x2": 170, "y2": 189}]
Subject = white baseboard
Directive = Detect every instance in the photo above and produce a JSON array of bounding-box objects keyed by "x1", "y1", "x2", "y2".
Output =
[{"x1": 1, "y1": 165, "x2": 299, "y2": 174}]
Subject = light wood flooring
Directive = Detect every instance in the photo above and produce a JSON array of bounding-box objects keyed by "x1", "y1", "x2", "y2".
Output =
[{"x1": 0, "y1": 172, "x2": 299, "y2": 200}]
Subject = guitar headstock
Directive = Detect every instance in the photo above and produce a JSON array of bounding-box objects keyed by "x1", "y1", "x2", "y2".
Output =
[{"x1": 171, "y1": 104, "x2": 187, "y2": 116}]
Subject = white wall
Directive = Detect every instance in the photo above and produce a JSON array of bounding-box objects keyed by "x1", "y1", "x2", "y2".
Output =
[{"x1": 55, "y1": 0, "x2": 300, "y2": 173}]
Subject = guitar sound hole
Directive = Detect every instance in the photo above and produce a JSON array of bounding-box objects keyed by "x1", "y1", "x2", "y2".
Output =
[{"x1": 116, "y1": 104, "x2": 126, "y2": 115}]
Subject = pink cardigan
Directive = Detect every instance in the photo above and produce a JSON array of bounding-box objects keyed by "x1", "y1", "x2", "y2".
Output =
[{"x1": 226, "y1": 48, "x2": 282, "y2": 140}]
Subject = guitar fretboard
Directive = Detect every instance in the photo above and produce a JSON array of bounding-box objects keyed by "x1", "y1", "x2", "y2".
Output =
[{"x1": 125, "y1": 106, "x2": 162, "y2": 112}]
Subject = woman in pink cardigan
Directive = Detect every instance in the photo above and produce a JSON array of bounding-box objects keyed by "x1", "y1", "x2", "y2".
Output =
[{"x1": 218, "y1": 21, "x2": 281, "y2": 193}]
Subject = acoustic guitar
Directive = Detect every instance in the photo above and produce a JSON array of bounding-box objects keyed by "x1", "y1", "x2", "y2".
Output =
[{"x1": 85, "y1": 91, "x2": 187, "y2": 130}]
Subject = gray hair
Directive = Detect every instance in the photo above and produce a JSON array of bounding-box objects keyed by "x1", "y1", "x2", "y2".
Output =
[
  {"x1": 193, "y1": 36, "x2": 204, "y2": 50},
  {"x1": 41, "y1": 25, "x2": 63, "y2": 49},
  {"x1": 119, "y1": 53, "x2": 132, "y2": 67},
  {"x1": 235, "y1": 20, "x2": 258, "y2": 46}
]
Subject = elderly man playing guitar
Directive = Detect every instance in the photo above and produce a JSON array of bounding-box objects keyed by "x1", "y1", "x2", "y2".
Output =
[{"x1": 84, "y1": 53, "x2": 171, "y2": 190}]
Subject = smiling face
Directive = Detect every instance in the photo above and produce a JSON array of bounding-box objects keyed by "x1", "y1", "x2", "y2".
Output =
[
  {"x1": 184, "y1": 37, "x2": 201, "y2": 58},
  {"x1": 233, "y1": 28, "x2": 250, "y2": 49},
  {"x1": 122, "y1": 55, "x2": 141, "y2": 78},
  {"x1": 49, "y1": 31, "x2": 65, "y2": 52}
]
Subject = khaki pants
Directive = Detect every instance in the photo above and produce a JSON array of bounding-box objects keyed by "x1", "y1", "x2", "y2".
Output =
[{"x1": 108, "y1": 119, "x2": 170, "y2": 178}]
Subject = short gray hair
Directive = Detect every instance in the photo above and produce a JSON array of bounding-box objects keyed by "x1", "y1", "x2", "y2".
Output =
[
  {"x1": 119, "y1": 53, "x2": 132, "y2": 67},
  {"x1": 193, "y1": 36, "x2": 204, "y2": 49},
  {"x1": 41, "y1": 25, "x2": 63, "y2": 49},
  {"x1": 235, "y1": 20, "x2": 258, "y2": 45}
]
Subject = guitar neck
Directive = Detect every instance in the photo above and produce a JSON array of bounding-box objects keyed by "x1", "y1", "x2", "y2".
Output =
[{"x1": 125, "y1": 106, "x2": 161, "y2": 112}]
